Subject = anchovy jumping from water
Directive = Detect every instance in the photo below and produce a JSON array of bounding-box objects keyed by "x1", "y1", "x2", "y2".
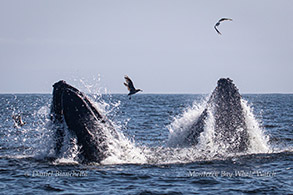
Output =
[
  {"x1": 12, "y1": 114, "x2": 26, "y2": 128},
  {"x1": 214, "y1": 18, "x2": 233, "y2": 35},
  {"x1": 124, "y1": 75, "x2": 142, "y2": 99}
]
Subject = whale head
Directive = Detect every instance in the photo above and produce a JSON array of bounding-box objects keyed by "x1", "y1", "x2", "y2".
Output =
[
  {"x1": 186, "y1": 78, "x2": 249, "y2": 152},
  {"x1": 50, "y1": 80, "x2": 117, "y2": 163}
]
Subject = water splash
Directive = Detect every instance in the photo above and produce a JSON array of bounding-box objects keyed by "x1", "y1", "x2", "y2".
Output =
[
  {"x1": 37, "y1": 78, "x2": 146, "y2": 165},
  {"x1": 167, "y1": 96, "x2": 272, "y2": 160},
  {"x1": 241, "y1": 99, "x2": 271, "y2": 153},
  {"x1": 167, "y1": 99, "x2": 208, "y2": 147},
  {"x1": 70, "y1": 78, "x2": 147, "y2": 164},
  {"x1": 1, "y1": 79, "x2": 281, "y2": 165},
  {"x1": 72, "y1": 75, "x2": 103, "y2": 102},
  {"x1": 33, "y1": 90, "x2": 273, "y2": 165}
]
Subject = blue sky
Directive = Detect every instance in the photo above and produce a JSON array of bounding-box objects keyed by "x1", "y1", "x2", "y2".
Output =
[{"x1": 0, "y1": 0, "x2": 292, "y2": 93}]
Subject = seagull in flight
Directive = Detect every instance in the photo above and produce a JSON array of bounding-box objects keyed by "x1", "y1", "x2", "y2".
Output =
[
  {"x1": 124, "y1": 75, "x2": 142, "y2": 99},
  {"x1": 214, "y1": 18, "x2": 233, "y2": 35}
]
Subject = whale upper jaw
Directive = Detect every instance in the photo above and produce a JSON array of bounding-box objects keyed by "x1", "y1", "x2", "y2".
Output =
[
  {"x1": 187, "y1": 78, "x2": 249, "y2": 152},
  {"x1": 50, "y1": 80, "x2": 117, "y2": 163}
]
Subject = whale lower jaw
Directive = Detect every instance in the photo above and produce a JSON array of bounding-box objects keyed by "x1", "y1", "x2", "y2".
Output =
[{"x1": 186, "y1": 78, "x2": 249, "y2": 152}]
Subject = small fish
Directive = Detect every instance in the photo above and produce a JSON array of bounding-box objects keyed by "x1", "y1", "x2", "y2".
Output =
[{"x1": 12, "y1": 114, "x2": 26, "y2": 128}]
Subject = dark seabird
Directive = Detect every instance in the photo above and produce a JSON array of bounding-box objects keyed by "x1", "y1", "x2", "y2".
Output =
[
  {"x1": 124, "y1": 75, "x2": 142, "y2": 99},
  {"x1": 214, "y1": 18, "x2": 232, "y2": 35}
]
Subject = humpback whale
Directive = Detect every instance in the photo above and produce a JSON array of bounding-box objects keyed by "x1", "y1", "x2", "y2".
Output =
[
  {"x1": 186, "y1": 78, "x2": 249, "y2": 152},
  {"x1": 50, "y1": 80, "x2": 118, "y2": 163}
]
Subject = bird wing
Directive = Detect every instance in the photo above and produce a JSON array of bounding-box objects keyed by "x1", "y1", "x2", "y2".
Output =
[
  {"x1": 214, "y1": 18, "x2": 232, "y2": 35},
  {"x1": 124, "y1": 76, "x2": 136, "y2": 91},
  {"x1": 124, "y1": 82, "x2": 131, "y2": 91},
  {"x1": 214, "y1": 25, "x2": 222, "y2": 35},
  {"x1": 219, "y1": 18, "x2": 232, "y2": 22}
]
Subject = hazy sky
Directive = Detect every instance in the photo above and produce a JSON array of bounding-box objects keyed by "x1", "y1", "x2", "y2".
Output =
[{"x1": 0, "y1": 0, "x2": 292, "y2": 93}]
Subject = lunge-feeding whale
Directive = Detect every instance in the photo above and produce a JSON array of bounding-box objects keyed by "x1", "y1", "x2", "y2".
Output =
[
  {"x1": 186, "y1": 78, "x2": 249, "y2": 152},
  {"x1": 50, "y1": 80, "x2": 118, "y2": 163}
]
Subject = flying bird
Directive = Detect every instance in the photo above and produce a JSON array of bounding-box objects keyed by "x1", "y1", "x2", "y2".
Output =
[
  {"x1": 124, "y1": 75, "x2": 142, "y2": 99},
  {"x1": 214, "y1": 18, "x2": 233, "y2": 35}
]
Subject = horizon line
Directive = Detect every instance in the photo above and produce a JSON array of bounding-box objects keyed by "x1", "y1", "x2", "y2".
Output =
[{"x1": 0, "y1": 92, "x2": 292, "y2": 95}]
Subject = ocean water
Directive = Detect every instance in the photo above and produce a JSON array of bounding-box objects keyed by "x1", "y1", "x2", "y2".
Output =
[{"x1": 0, "y1": 91, "x2": 292, "y2": 194}]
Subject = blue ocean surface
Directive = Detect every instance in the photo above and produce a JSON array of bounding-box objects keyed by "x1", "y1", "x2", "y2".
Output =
[{"x1": 0, "y1": 92, "x2": 292, "y2": 194}]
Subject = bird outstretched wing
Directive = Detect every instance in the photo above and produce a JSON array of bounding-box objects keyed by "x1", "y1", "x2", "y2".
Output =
[
  {"x1": 214, "y1": 25, "x2": 222, "y2": 35},
  {"x1": 124, "y1": 75, "x2": 135, "y2": 92},
  {"x1": 219, "y1": 18, "x2": 232, "y2": 22},
  {"x1": 214, "y1": 18, "x2": 232, "y2": 35}
]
